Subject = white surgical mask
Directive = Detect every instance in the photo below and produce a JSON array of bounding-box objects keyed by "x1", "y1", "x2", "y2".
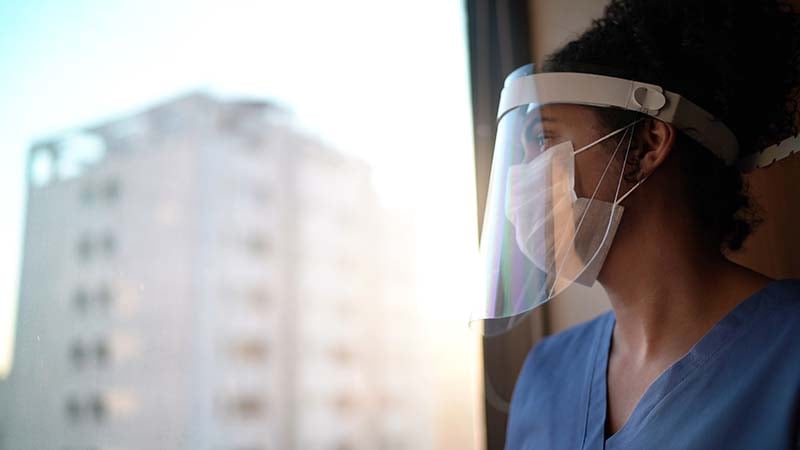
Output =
[{"x1": 504, "y1": 121, "x2": 647, "y2": 290}]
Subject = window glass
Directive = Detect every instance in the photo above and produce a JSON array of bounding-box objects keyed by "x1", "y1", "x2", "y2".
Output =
[{"x1": 0, "y1": 1, "x2": 482, "y2": 449}]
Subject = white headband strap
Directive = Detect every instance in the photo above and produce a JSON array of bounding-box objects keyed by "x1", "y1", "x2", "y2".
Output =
[
  {"x1": 499, "y1": 72, "x2": 740, "y2": 166},
  {"x1": 737, "y1": 134, "x2": 800, "y2": 171}
]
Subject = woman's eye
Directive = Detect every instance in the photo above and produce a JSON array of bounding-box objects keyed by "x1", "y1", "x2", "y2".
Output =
[
  {"x1": 524, "y1": 125, "x2": 546, "y2": 146},
  {"x1": 521, "y1": 122, "x2": 557, "y2": 161},
  {"x1": 534, "y1": 133, "x2": 555, "y2": 150}
]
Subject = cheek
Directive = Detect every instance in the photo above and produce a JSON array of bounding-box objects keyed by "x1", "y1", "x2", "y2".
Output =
[
  {"x1": 573, "y1": 153, "x2": 623, "y2": 202},
  {"x1": 573, "y1": 159, "x2": 591, "y2": 199}
]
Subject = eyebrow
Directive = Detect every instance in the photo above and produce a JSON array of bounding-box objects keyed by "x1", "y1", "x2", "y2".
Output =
[{"x1": 527, "y1": 116, "x2": 558, "y2": 128}]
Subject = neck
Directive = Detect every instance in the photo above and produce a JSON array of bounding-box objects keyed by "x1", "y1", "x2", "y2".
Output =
[{"x1": 597, "y1": 199, "x2": 770, "y2": 364}]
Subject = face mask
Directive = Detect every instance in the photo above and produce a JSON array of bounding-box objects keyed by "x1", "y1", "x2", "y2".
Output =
[{"x1": 504, "y1": 121, "x2": 647, "y2": 290}]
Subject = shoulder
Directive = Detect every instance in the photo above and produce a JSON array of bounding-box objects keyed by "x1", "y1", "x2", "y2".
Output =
[
  {"x1": 525, "y1": 310, "x2": 613, "y2": 371},
  {"x1": 506, "y1": 311, "x2": 612, "y2": 446},
  {"x1": 761, "y1": 278, "x2": 800, "y2": 305},
  {"x1": 511, "y1": 310, "x2": 612, "y2": 404},
  {"x1": 756, "y1": 278, "x2": 800, "y2": 335},
  {"x1": 755, "y1": 279, "x2": 800, "y2": 324}
]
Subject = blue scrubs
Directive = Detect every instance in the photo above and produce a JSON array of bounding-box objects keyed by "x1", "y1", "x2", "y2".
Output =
[{"x1": 506, "y1": 279, "x2": 800, "y2": 450}]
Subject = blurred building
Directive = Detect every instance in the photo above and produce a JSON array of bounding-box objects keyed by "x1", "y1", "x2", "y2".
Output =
[{"x1": 0, "y1": 93, "x2": 432, "y2": 450}]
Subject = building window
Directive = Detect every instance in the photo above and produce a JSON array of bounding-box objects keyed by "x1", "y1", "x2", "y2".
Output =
[
  {"x1": 79, "y1": 179, "x2": 120, "y2": 206},
  {"x1": 76, "y1": 235, "x2": 93, "y2": 261},
  {"x1": 90, "y1": 394, "x2": 106, "y2": 422},
  {"x1": 330, "y1": 346, "x2": 353, "y2": 366},
  {"x1": 70, "y1": 338, "x2": 111, "y2": 368},
  {"x1": 224, "y1": 395, "x2": 265, "y2": 420},
  {"x1": 79, "y1": 184, "x2": 95, "y2": 205},
  {"x1": 73, "y1": 285, "x2": 113, "y2": 314},
  {"x1": 69, "y1": 341, "x2": 86, "y2": 368},
  {"x1": 96, "y1": 284, "x2": 112, "y2": 313},
  {"x1": 244, "y1": 234, "x2": 270, "y2": 257},
  {"x1": 95, "y1": 340, "x2": 110, "y2": 367},
  {"x1": 102, "y1": 233, "x2": 116, "y2": 256},
  {"x1": 105, "y1": 178, "x2": 120, "y2": 202},
  {"x1": 227, "y1": 339, "x2": 268, "y2": 364},
  {"x1": 73, "y1": 288, "x2": 89, "y2": 314},
  {"x1": 333, "y1": 393, "x2": 356, "y2": 415},
  {"x1": 64, "y1": 396, "x2": 81, "y2": 422},
  {"x1": 76, "y1": 233, "x2": 116, "y2": 260},
  {"x1": 64, "y1": 394, "x2": 111, "y2": 425}
]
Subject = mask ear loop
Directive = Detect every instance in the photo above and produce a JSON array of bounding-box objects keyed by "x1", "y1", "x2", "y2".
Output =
[
  {"x1": 612, "y1": 116, "x2": 658, "y2": 205},
  {"x1": 612, "y1": 121, "x2": 639, "y2": 204},
  {"x1": 550, "y1": 120, "x2": 639, "y2": 297},
  {"x1": 614, "y1": 174, "x2": 647, "y2": 204},
  {"x1": 614, "y1": 154, "x2": 649, "y2": 205},
  {"x1": 574, "y1": 118, "x2": 644, "y2": 155},
  {"x1": 546, "y1": 121, "x2": 639, "y2": 298},
  {"x1": 561, "y1": 120, "x2": 637, "y2": 288}
]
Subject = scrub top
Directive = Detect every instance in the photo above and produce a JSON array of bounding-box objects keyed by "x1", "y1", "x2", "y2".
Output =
[{"x1": 505, "y1": 279, "x2": 800, "y2": 450}]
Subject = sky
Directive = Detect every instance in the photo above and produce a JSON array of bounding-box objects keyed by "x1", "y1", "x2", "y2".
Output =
[{"x1": 0, "y1": 0, "x2": 482, "y2": 416}]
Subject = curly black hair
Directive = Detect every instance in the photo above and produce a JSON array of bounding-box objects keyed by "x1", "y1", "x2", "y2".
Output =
[{"x1": 543, "y1": 0, "x2": 800, "y2": 252}]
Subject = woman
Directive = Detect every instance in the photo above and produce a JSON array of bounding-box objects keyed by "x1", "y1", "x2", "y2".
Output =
[{"x1": 475, "y1": 0, "x2": 800, "y2": 448}]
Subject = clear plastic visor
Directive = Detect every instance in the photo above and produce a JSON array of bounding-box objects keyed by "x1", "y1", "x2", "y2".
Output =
[{"x1": 472, "y1": 79, "x2": 638, "y2": 336}]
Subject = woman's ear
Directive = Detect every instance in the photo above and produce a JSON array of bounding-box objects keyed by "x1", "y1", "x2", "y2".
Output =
[{"x1": 637, "y1": 119, "x2": 676, "y2": 178}]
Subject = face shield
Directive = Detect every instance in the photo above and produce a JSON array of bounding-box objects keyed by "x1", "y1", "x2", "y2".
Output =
[{"x1": 473, "y1": 64, "x2": 740, "y2": 336}]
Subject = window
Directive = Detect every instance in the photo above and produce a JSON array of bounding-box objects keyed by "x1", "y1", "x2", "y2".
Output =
[
  {"x1": 76, "y1": 234, "x2": 115, "y2": 260},
  {"x1": 90, "y1": 394, "x2": 106, "y2": 422},
  {"x1": 69, "y1": 341, "x2": 86, "y2": 368},
  {"x1": 79, "y1": 179, "x2": 120, "y2": 206},
  {"x1": 70, "y1": 339, "x2": 111, "y2": 368},
  {"x1": 95, "y1": 340, "x2": 110, "y2": 367},
  {"x1": 244, "y1": 234, "x2": 270, "y2": 257},
  {"x1": 333, "y1": 393, "x2": 356, "y2": 415},
  {"x1": 96, "y1": 284, "x2": 112, "y2": 313},
  {"x1": 76, "y1": 235, "x2": 93, "y2": 261},
  {"x1": 4, "y1": 2, "x2": 480, "y2": 448},
  {"x1": 101, "y1": 233, "x2": 116, "y2": 256},
  {"x1": 104, "y1": 178, "x2": 120, "y2": 202},
  {"x1": 224, "y1": 395, "x2": 265, "y2": 420},
  {"x1": 64, "y1": 396, "x2": 81, "y2": 422},
  {"x1": 73, "y1": 288, "x2": 89, "y2": 314},
  {"x1": 73, "y1": 285, "x2": 112, "y2": 314},
  {"x1": 80, "y1": 184, "x2": 95, "y2": 205},
  {"x1": 227, "y1": 339, "x2": 267, "y2": 364},
  {"x1": 329, "y1": 346, "x2": 353, "y2": 366}
]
